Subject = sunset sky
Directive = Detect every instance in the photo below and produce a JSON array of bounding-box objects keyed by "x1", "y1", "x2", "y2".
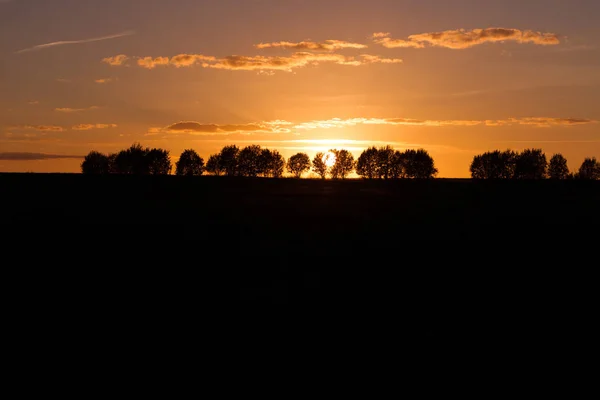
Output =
[{"x1": 1, "y1": 0, "x2": 599, "y2": 177}]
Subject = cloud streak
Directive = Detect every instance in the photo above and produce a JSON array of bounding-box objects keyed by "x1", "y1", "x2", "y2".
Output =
[
  {"x1": 106, "y1": 52, "x2": 401, "y2": 72},
  {"x1": 72, "y1": 124, "x2": 117, "y2": 130},
  {"x1": 17, "y1": 30, "x2": 135, "y2": 53},
  {"x1": 256, "y1": 40, "x2": 367, "y2": 51},
  {"x1": 373, "y1": 28, "x2": 560, "y2": 49},
  {"x1": 55, "y1": 106, "x2": 99, "y2": 113},
  {"x1": 0, "y1": 152, "x2": 83, "y2": 161},
  {"x1": 148, "y1": 116, "x2": 596, "y2": 137}
]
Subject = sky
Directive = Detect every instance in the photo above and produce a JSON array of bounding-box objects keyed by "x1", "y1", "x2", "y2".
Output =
[{"x1": 1, "y1": 0, "x2": 599, "y2": 177}]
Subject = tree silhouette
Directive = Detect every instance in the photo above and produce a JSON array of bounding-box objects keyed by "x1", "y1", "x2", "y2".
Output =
[
  {"x1": 238, "y1": 145, "x2": 262, "y2": 177},
  {"x1": 577, "y1": 157, "x2": 600, "y2": 180},
  {"x1": 514, "y1": 149, "x2": 547, "y2": 179},
  {"x1": 470, "y1": 150, "x2": 517, "y2": 179},
  {"x1": 390, "y1": 150, "x2": 407, "y2": 179},
  {"x1": 258, "y1": 148, "x2": 285, "y2": 178},
  {"x1": 286, "y1": 153, "x2": 311, "y2": 178},
  {"x1": 312, "y1": 152, "x2": 329, "y2": 179},
  {"x1": 114, "y1": 143, "x2": 151, "y2": 175},
  {"x1": 403, "y1": 149, "x2": 438, "y2": 179},
  {"x1": 206, "y1": 154, "x2": 224, "y2": 176},
  {"x1": 107, "y1": 153, "x2": 118, "y2": 174},
  {"x1": 218, "y1": 145, "x2": 239, "y2": 176},
  {"x1": 330, "y1": 149, "x2": 355, "y2": 179},
  {"x1": 377, "y1": 146, "x2": 396, "y2": 179},
  {"x1": 81, "y1": 151, "x2": 110, "y2": 174},
  {"x1": 176, "y1": 149, "x2": 204, "y2": 176},
  {"x1": 548, "y1": 154, "x2": 570, "y2": 180},
  {"x1": 147, "y1": 148, "x2": 172, "y2": 175},
  {"x1": 356, "y1": 147, "x2": 379, "y2": 179}
]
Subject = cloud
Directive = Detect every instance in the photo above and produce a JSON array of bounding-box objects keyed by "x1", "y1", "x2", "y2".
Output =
[
  {"x1": 510, "y1": 117, "x2": 596, "y2": 127},
  {"x1": 95, "y1": 78, "x2": 113, "y2": 84},
  {"x1": 72, "y1": 124, "x2": 118, "y2": 130},
  {"x1": 292, "y1": 117, "x2": 596, "y2": 130},
  {"x1": 0, "y1": 152, "x2": 82, "y2": 160},
  {"x1": 102, "y1": 54, "x2": 129, "y2": 66},
  {"x1": 55, "y1": 106, "x2": 99, "y2": 113},
  {"x1": 256, "y1": 40, "x2": 367, "y2": 51},
  {"x1": 148, "y1": 121, "x2": 292, "y2": 135},
  {"x1": 28, "y1": 100, "x2": 39, "y2": 105},
  {"x1": 17, "y1": 30, "x2": 135, "y2": 53},
  {"x1": 206, "y1": 52, "x2": 363, "y2": 71},
  {"x1": 147, "y1": 116, "x2": 596, "y2": 137},
  {"x1": 360, "y1": 54, "x2": 403, "y2": 64},
  {"x1": 0, "y1": 152, "x2": 83, "y2": 161},
  {"x1": 371, "y1": 33, "x2": 425, "y2": 49},
  {"x1": 19, "y1": 125, "x2": 64, "y2": 132},
  {"x1": 169, "y1": 54, "x2": 216, "y2": 67},
  {"x1": 373, "y1": 28, "x2": 560, "y2": 49},
  {"x1": 137, "y1": 56, "x2": 170, "y2": 69},
  {"x1": 135, "y1": 54, "x2": 216, "y2": 69},
  {"x1": 105, "y1": 52, "x2": 402, "y2": 72}
]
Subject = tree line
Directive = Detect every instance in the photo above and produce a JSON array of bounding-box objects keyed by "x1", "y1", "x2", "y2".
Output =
[
  {"x1": 81, "y1": 144, "x2": 439, "y2": 179},
  {"x1": 81, "y1": 143, "x2": 599, "y2": 180},
  {"x1": 470, "y1": 149, "x2": 600, "y2": 180}
]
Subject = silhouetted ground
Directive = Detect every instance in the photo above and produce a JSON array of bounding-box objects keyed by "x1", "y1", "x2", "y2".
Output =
[{"x1": 2, "y1": 173, "x2": 598, "y2": 347}]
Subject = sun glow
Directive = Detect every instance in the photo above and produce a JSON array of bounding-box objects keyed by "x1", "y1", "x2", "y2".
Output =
[{"x1": 324, "y1": 152, "x2": 337, "y2": 168}]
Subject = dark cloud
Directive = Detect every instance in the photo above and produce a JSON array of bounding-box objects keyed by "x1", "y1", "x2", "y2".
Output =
[{"x1": 0, "y1": 152, "x2": 83, "y2": 161}]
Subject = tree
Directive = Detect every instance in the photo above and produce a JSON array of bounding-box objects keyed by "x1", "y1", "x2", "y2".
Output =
[
  {"x1": 176, "y1": 149, "x2": 205, "y2": 176},
  {"x1": 577, "y1": 157, "x2": 600, "y2": 180},
  {"x1": 147, "y1": 148, "x2": 172, "y2": 175},
  {"x1": 114, "y1": 143, "x2": 151, "y2": 175},
  {"x1": 218, "y1": 145, "x2": 239, "y2": 176},
  {"x1": 287, "y1": 153, "x2": 311, "y2": 178},
  {"x1": 258, "y1": 148, "x2": 285, "y2": 178},
  {"x1": 206, "y1": 154, "x2": 224, "y2": 176},
  {"x1": 470, "y1": 150, "x2": 517, "y2": 179},
  {"x1": 237, "y1": 145, "x2": 262, "y2": 177},
  {"x1": 356, "y1": 147, "x2": 379, "y2": 179},
  {"x1": 514, "y1": 149, "x2": 547, "y2": 179},
  {"x1": 107, "y1": 153, "x2": 118, "y2": 174},
  {"x1": 403, "y1": 149, "x2": 438, "y2": 179},
  {"x1": 548, "y1": 154, "x2": 570, "y2": 180},
  {"x1": 81, "y1": 151, "x2": 110, "y2": 174},
  {"x1": 390, "y1": 151, "x2": 407, "y2": 179},
  {"x1": 330, "y1": 149, "x2": 355, "y2": 179},
  {"x1": 312, "y1": 152, "x2": 329, "y2": 179},
  {"x1": 377, "y1": 146, "x2": 396, "y2": 179}
]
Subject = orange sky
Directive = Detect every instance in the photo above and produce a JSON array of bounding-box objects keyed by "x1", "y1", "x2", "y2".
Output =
[{"x1": 1, "y1": 0, "x2": 599, "y2": 177}]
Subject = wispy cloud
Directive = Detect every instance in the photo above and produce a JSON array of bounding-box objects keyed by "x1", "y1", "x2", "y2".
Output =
[
  {"x1": 17, "y1": 30, "x2": 135, "y2": 53},
  {"x1": 102, "y1": 54, "x2": 129, "y2": 66},
  {"x1": 147, "y1": 116, "x2": 596, "y2": 137},
  {"x1": 28, "y1": 100, "x2": 39, "y2": 105},
  {"x1": 55, "y1": 106, "x2": 99, "y2": 113},
  {"x1": 0, "y1": 152, "x2": 83, "y2": 161},
  {"x1": 108, "y1": 52, "x2": 401, "y2": 72},
  {"x1": 147, "y1": 121, "x2": 292, "y2": 136},
  {"x1": 72, "y1": 124, "x2": 117, "y2": 130},
  {"x1": 19, "y1": 125, "x2": 65, "y2": 132},
  {"x1": 373, "y1": 28, "x2": 560, "y2": 49},
  {"x1": 95, "y1": 78, "x2": 114, "y2": 84},
  {"x1": 256, "y1": 40, "x2": 367, "y2": 51}
]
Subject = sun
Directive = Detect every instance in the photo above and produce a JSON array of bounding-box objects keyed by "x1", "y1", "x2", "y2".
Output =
[{"x1": 324, "y1": 152, "x2": 337, "y2": 168}]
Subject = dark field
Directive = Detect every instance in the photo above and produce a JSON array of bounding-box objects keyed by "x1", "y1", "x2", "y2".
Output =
[{"x1": 2, "y1": 173, "x2": 599, "y2": 346}]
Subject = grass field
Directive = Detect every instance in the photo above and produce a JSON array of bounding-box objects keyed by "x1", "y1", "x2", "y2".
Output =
[{"x1": 2, "y1": 173, "x2": 598, "y2": 343}]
